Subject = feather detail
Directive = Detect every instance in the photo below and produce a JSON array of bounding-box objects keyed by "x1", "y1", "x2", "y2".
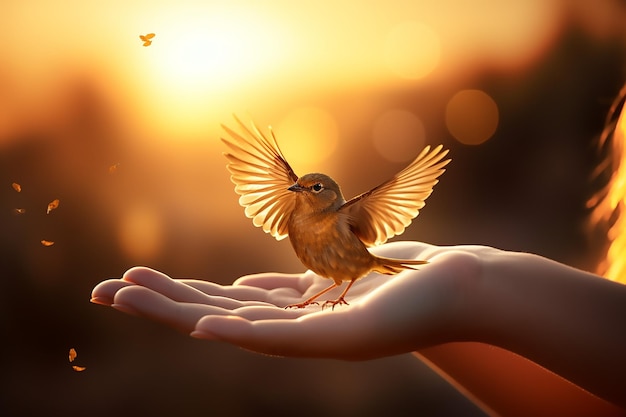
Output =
[{"x1": 222, "y1": 116, "x2": 298, "y2": 240}]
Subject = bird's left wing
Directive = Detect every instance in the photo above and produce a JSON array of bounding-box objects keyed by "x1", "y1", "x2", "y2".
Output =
[
  {"x1": 222, "y1": 116, "x2": 298, "y2": 241},
  {"x1": 341, "y1": 145, "x2": 450, "y2": 246}
]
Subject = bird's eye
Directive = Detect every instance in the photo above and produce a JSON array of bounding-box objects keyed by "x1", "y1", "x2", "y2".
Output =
[{"x1": 311, "y1": 183, "x2": 323, "y2": 193}]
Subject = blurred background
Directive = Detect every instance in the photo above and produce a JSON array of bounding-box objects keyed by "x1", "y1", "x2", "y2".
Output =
[{"x1": 1, "y1": 0, "x2": 626, "y2": 416}]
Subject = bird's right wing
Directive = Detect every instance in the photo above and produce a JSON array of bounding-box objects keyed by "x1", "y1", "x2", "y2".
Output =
[{"x1": 222, "y1": 116, "x2": 298, "y2": 241}]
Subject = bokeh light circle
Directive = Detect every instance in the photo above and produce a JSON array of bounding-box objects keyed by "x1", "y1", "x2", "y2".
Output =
[
  {"x1": 372, "y1": 109, "x2": 426, "y2": 162},
  {"x1": 446, "y1": 89, "x2": 499, "y2": 145}
]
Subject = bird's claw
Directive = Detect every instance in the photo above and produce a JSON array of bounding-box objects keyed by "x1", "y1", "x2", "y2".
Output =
[
  {"x1": 321, "y1": 297, "x2": 349, "y2": 311},
  {"x1": 284, "y1": 301, "x2": 319, "y2": 309}
]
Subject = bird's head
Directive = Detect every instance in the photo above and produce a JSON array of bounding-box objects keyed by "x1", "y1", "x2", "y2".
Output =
[{"x1": 288, "y1": 173, "x2": 346, "y2": 212}]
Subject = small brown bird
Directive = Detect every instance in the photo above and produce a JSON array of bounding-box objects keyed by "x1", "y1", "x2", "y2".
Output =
[{"x1": 222, "y1": 116, "x2": 450, "y2": 309}]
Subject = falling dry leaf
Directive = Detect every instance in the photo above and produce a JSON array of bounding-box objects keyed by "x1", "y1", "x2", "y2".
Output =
[
  {"x1": 12, "y1": 182, "x2": 21, "y2": 192},
  {"x1": 41, "y1": 240, "x2": 55, "y2": 247},
  {"x1": 140, "y1": 33, "x2": 155, "y2": 46},
  {"x1": 47, "y1": 199, "x2": 60, "y2": 214},
  {"x1": 14, "y1": 208, "x2": 25, "y2": 215},
  {"x1": 69, "y1": 348, "x2": 86, "y2": 371},
  {"x1": 108, "y1": 163, "x2": 120, "y2": 174}
]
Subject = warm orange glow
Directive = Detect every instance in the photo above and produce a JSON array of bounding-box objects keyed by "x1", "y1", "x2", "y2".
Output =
[
  {"x1": 446, "y1": 90, "x2": 499, "y2": 146},
  {"x1": 117, "y1": 203, "x2": 164, "y2": 261},
  {"x1": 2, "y1": 3, "x2": 626, "y2": 414},
  {"x1": 133, "y1": 8, "x2": 292, "y2": 138},
  {"x1": 372, "y1": 110, "x2": 426, "y2": 162},
  {"x1": 591, "y1": 100, "x2": 626, "y2": 283},
  {"x1": 274, "y1": 108, "x2": 339, "y2": 175},
  {"x1": 384, "y1": 21, "x2": 440, "y2": 80},
  {"x1": 0, "y1": 1, "x2": 566, "y2": 145},
  {"x1": 451, "y1": 0, "x2": 562, "y2": 70},
  {"x1": 147, "y1": 21, "x2": 282, "y2": 85}
]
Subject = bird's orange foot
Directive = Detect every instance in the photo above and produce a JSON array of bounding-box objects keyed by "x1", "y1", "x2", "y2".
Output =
[
  {"x1": 284, "y1": 301, "x2": 319, "y2": 309},
  {"x1": 321, "y1": 297, "x2": 349, "y2": 311}
]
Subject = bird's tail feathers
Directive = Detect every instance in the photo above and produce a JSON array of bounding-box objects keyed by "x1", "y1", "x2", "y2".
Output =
[{"x1": 373, "y1": 256, "x2": 428, "y2": 275}]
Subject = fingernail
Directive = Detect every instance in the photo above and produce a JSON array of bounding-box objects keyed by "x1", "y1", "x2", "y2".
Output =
[
  {"x1": 190, "y1": 330, "x2": 218, "y2": 340},
  {"x1": 90, "y1": 297, "x2": 112, "y2": 306},
  {"x1": 111, "y1": 303, "x2": 138, "y2": 316}
]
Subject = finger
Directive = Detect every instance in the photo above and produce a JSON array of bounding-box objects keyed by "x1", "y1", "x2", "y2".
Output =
[
  {"x1": 233, "y1": 271, "x2": 317, "y2": 293},
  {"x1": 123, "y1": 266, "x2": 216, "y2": 303},
  {"x1": 369, "y1": 241, "x2": 436, "y2": 259},
  {"x1": 182, "y1": 270, "x2": 327, "y2": 305},
  {"x1": 179, "y1": 279, "x2": 299, "y2": 304},
  {"x1": 122, "y1": 266, "x2": 269, "y2": 308},
  {"x1": 230, "y1": 305, "x2": 310, "y2": 320},
  {"x1": 91, "y1": 279, "x2": 135, "y2": 306},
  {"x1": 183, "y1": 280, "x2": 309, "y2": 307},
  {"x1": 192, "y1": 309, "x2": 382, "y2": 359},
  {"x1": 112, "y1": 286, "x2": 311, "y2": 332},
  {"x1": 112, "y1": 286, "x2": 229, "y2": 333}
]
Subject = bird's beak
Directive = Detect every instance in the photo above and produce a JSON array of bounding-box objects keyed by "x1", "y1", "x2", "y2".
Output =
[{"x1": 288, "y1": 183, "x2": 305, "y2": 192}]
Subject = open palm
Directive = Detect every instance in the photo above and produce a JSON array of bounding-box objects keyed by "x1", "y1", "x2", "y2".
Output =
[
  {"x1": 91, "y1": 241, "x2": 485, "y2": 359},
  {"x1": 91, "y1": 240, "x2": 626, "y2": 410}
]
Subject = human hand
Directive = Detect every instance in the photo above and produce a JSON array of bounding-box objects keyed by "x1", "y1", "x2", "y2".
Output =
[
  {"x1": 91, "y1": 241, "x2": 487, "y2": 359},
  {"x1": 91, "y1": 240, "x2": 626, "y2": 408}
]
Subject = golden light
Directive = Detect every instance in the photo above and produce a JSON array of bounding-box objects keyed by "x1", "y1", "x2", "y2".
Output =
[
  {"x1": 145, "y1": 18, "x2": 286, "y2": 91},
  {"x1": 117, "y1": 203, "x2": 164, "y2": 261},
  {"x1": 131, "y1": 8, "x2": 291, "y2": 138},
  {"x1": 274, "y1": 107, "x2": 339, "y2": 174},
  {"x1": 590, "y1": 96, "x2": 626, "y2": 283},
  {"x1": 450, "y1": 0, "x2": 562, "y2": 70},
  {"x1": 372, "y1": 110, "x2": 426, "y2": 162},
  {"x1": 0, "y1": 1, "x2": 565, "y2": 145},
  {"x1": 445, "y1": 89, "x2": 499, "y2": 145},
  {"x1": 384, "y1": 21, "x2": 441, "y2": 80}
]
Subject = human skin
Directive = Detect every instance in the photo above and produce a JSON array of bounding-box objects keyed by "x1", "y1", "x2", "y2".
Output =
[{"x1": 91, "y1": 241, "x2": 626, "y2": 416}]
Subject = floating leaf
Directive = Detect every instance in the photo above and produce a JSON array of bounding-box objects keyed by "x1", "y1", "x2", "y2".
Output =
[
  {"x1": 69, "y1": 348, "x2": 77, "y2": 362},
  {"x1": 108, "y1": 163, "x2": 120, "y2": 174},
  {"x1": 12, "y1": 182, "x2": 21, "y2": 192},
  {"x1": 47, "y1": 199, "x2": 60, "y2": 214},
  {"x1": 72, "y1": 366, "x2": 86, "y2": 372},
  {"x1": 140, "y1": 33, "x2": 155, "y2": 47},
  {"x1": 41, "y1": 240, "x2": 55, "y2": 246}
]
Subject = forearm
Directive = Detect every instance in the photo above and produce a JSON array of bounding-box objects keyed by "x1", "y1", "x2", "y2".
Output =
[{"x1": 469, "y1": 251, "x2": 626, "y2": 407}]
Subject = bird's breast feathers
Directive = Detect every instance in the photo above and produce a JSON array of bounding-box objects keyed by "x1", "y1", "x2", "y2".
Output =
[{"x1": 287, "y1": 211, "x2": 374, "y2": 282}]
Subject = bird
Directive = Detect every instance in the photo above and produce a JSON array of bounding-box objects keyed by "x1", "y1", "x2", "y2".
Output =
[{"x1": 222, "y1": 116, "x2": 450, "y2": 309}]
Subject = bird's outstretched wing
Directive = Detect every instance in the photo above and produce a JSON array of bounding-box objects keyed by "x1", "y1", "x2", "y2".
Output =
[
  {"x1": 341, "y1": 145, "x2": 450, "y2": 246},
  {"x1": 222, "y1": 116, "x2": 298, "y2": 241}
]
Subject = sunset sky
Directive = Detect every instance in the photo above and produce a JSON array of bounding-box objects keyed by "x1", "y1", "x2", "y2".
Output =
[
  {"x1": 1, "y1": 0, "x2": 579, "y2": 141},
  {"x1": 2, "y1": 1, "x2": 626, "y2": 416}
]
